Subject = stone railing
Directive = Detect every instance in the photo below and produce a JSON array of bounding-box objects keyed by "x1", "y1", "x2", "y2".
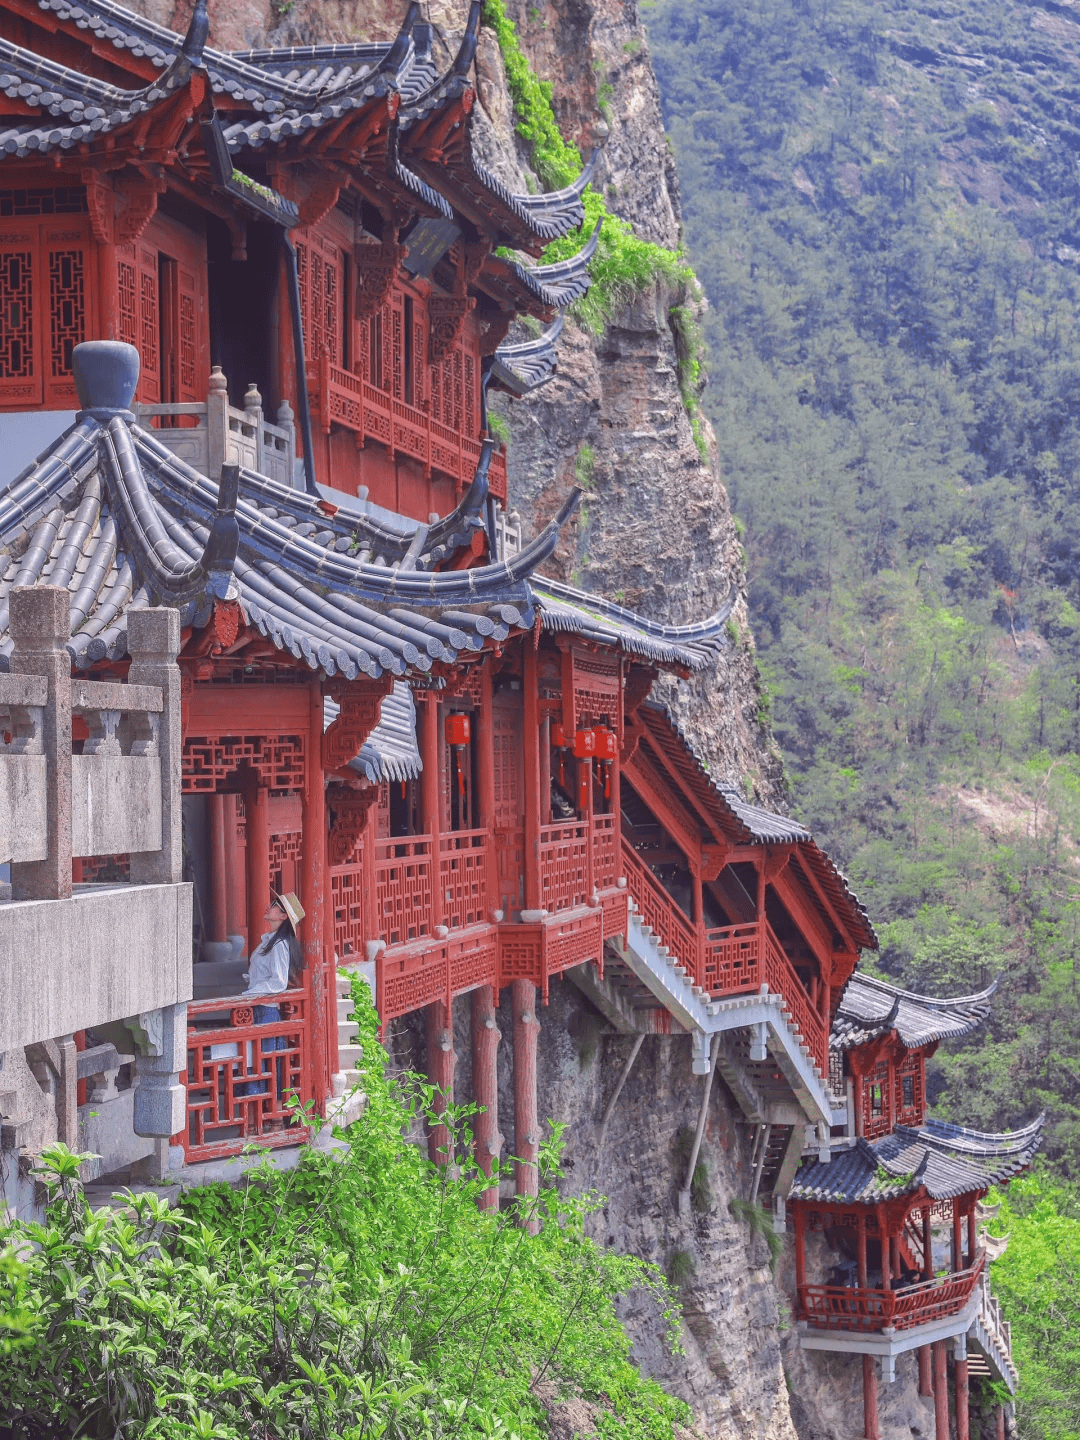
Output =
[
  {"x1": 0, "y1": 587, "x2": 191, "y2": 1189},
  {"x1": 136, "y1": 369, "x2": 296, "y2": 489}
]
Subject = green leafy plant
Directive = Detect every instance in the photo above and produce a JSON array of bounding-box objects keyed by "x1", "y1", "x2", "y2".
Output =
[
  {"x1": 574, "y1": 442, "x2": 597, "y2": 490},
  {"x1": 729, "y1": 1196, "x2": 784, "y2": 1274},
  {"x1": 0, "y1": 978, "x2": 689, "y2": 1439},
  {"x1": 487, "y1": 410, "x2": 511, "y2": 444}
]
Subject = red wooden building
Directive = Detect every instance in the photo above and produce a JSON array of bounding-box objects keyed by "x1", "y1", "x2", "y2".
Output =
[{"x1": 789, "y1": 973, "x2": 1042, "y2": 1440}]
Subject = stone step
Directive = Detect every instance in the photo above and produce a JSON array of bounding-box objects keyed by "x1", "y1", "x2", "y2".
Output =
[
  {"x1": 326, "y1": 1087, "x2": 367, "y2": 1127},
  {"x1": 336, "y1": 974, "x2": 353, "y2": 997},
  {"x1": 337, "y1": 996, "x2": 355, "y2": 1022},
  {"x1": 338, "y1": 1044, "x2": 364, "y2": 1072},
  {"x1": 338, "y1": 1022, "x2": 359, "y2": 1048}
]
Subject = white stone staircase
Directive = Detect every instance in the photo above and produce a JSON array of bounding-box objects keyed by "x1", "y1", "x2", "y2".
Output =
[
  {"x1": 616, "y1": 900, "x2": 838, "y2": 1130},
  {"x1": 326, "y1": 974, "x2": 367, "y2": 1128},
  {"x1": 967, "y1": 1277, "x2": 1018, "y2": 1394}
]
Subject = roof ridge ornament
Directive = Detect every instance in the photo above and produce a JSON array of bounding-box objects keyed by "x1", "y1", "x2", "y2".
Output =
[
  {"x1": 379, "y1": 0, "x2": 423, "y2": 76},
  {"x1": 452, "y1": 1, "x2": 482, "y2": 78},
  {"x1": 180, "y1": 0, "x2": 209, "y2": 66}
]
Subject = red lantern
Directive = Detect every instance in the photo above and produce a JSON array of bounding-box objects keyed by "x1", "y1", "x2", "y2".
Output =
[
  {"x1": 573, "y1": 729, "x2": 596, "y2": 758},
  {"x1": 552, "y1": 722, "x2": 570, "y2": 749},
  {"x1": 592, "y1": 727, "x2": 616, "y2": 761},
  {"x1": 445, "y1": 713, "x2": 471, "y2": 747}
]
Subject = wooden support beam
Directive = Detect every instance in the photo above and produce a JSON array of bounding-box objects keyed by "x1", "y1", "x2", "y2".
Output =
[
  {"x1": 624, "y1": 755, "x2": 703, "y2": 872},
  {"x1": 918, "y1": 1346, "x2": 933, "y2": 1398},
  {"x1": 426, "y1": 998, "x2": 456, "y2": 1166},
  {"x1": 245, "y1": 781, "x2": 270, "y2": 964},
  {"x1": 471, "y1": 985, "x2": 500, "y2": 1209},
  {"x1": 933, "y1": 1341, "x2": 949, "y2": 1440},
  {"x1": 477, "y1": 663, "x2": 498, "y2": 919},
  {"x1": 636, "y1": 728, "x2": 731, "y2": 853},
  {"x1": 419, "y1": 695, "x2": 443, "y2": 929},
  {"x1": 863, "y1": 1355, "x2": 880, "y2": 1440},
  {"x1": 955, "y1": 1358, "x2": 970, "y2": 1440},
  {"x1": 512, "y1": 978, "x2": 540, "y2": 1230}
]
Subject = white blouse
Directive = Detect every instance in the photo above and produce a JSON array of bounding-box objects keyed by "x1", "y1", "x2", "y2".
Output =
[{"x1": 244, "y1": 931, "x2": 292, "y2": 997}]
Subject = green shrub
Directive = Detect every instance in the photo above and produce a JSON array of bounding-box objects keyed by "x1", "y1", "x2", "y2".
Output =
[
  {"x1": 729, "y1": 1196, "x2": 784, "y2": 1274},
  {"x1": 481, "y1": 0, "x2": 698, "y2": 334},
  {"x1": 0, "y1": 976, "x2": 689, "y2": 1439}
]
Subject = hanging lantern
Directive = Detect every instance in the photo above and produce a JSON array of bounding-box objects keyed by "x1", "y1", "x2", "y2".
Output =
[
  {"x1": 573, "y1": 729, "x2": 596, "y2": 759},
  {"x1": 592, "y1": 727, "x2": 616, "y2": 761},
  {"x1": 444, "y1": 713, "x2": 471, "y2": 747}
]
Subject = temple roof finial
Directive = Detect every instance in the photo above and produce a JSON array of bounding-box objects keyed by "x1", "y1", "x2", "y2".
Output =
[
  {"x1": 451, "y1": 1, "x2": 482, "y2": 78},
  {"x1": 181, "y1": 0, "x2": 209, "y2": 66}
]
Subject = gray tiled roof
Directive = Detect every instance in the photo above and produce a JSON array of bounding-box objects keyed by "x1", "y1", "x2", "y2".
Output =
[
  {"x1": 533, "y1": 575, "x2": 735, "y2": 671},
  {"x1": 324, "y1": 681, "x2": 421, "y2": 782},
  {"x1": 0, "y1": 414, "x2": 574, "y2": 679},
  {"x1": 490, "y1": 318, "x2": 564, "y2": 396},
  {"x1": 791, "y1": 1114, "x2": 1044, "y2": 1204},
  {"x1": 832, "y1": 971, "x2": 999, "y2": 1053}
]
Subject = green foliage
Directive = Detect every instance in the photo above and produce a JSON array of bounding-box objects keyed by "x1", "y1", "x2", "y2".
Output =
[
  {"x1": 574, "y1": 442, "x2": 596, "y2": 491},
  {"x1": 988, "y1": 1174, "x2": 1080, "y2": 1439},
  {"x1": 643, "y1": 0, "x2": 1080, "y2": 1185},
  {"x1": 0, "y1": 979, "x2": 690, "y2": 1439},
  {"x1": 666, "y1": 1250, "x2": 695, "y2": 1287},
  {"x1": 486, "y1": 409, "x2": 511, "y2": 445},
  {"x1": 729, "y1": 1197, "x2": 784, "y2": 1274},
  {"x1": 481, "y1": 0, "x2": 696, "y2": 334}
]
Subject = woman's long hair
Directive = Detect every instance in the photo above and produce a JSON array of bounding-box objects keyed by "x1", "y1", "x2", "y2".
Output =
[{"x1": 270, "y1": 916, "x2": 304, "y2": 989}]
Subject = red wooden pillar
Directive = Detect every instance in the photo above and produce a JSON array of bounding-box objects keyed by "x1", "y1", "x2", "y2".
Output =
[
  {"x1": 923, "y1": 1206, "x2": 934, "y2": 1278},
  {"x1": 471, "y1": 984, "x2": 500, "y2": 1208},
  {"x1": 952, "y1": 1207, "x2": 963, "y2": 1272},
  {"x1": 933, "y1": 1341, "x2": 949, "y2": 1440},
  {"x1": 512, "y1": 977, "x2": 540, "y2": 1229},
  {"x1": 420, "y1": 694, "x2": 443, "y2": 929},
  {"x1": 245, "y1": 781, "x2": 270, "y2": 961},
  {"x1": 477, "y1": 663, "x2": 498, "y2": 918},
  {"x1": 540, "y1": 715, "x2": 551, "y2": 826},
  {"x1": 996, "y1": 1405, "x2": 1005, "y2": 1440},
  {"x1": 426, "y1": 998, "x2": 455, "y2": 1164},
  {"x1": 955, "y1": 1356, "x2": 970, "y2": 1440},
  {"x1": 303, "y1": 682, "x2": 331, "y2": 1107},
  {"x1": 523, "y1": 646, "x2": 541, "y2": 912},
  {"x1": 209, "y1": 792, "x2": 228, "y2": 943},
  {"x1": 857, "y1": 1212, "x2": 868, "y2": 1288},
  {"x1": 967, "y1": 1205, "x2": 977, "y2": 1268},
  {"x1": 918, "y1": 1347, "x2": 933, "y2": 1397},
  {"x1": 862, "y1": 1355, "x2": 880, "y2": 1440}
]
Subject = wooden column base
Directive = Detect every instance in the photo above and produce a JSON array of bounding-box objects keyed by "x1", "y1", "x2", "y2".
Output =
[
  {"x1": 862, "y1": 1354, "x2": 879, "y2": 1440},
  {"x1": 918, "y1": 1345, "x2": 933, "y2": 1397},
  {"x1": 426, "y1": 998, "x2": 456, "y2": 1165},
  {"x1": 933, "y1": 1341, "x2": 949, "y2": 1440},
  {"x1": 471, "y1": 984, "x2": 501, "y2": 1210},
  {"x1": 955, "y1": 1358, "x2": 969, "y2": 1440}
]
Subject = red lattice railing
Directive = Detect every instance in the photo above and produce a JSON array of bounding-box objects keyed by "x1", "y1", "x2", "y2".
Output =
[
  {"x1": 373, "y1": 836, "x2": 433, "y2": 946},
  {"x1": 440, "y1": 829, "x2": 489, "y2": 929},
  {"x1": 622, "y1": 839, "x2": 829, "y2": 1072},
  {"x1": 183, "y1": 991, "x2": 312, "y2": 1162},
  {"x1": 331, "y1": 859, "x2": 365, "y2": 960},
  {"x1": 539, "y1": 821, "x2": 590, "y2": 913},
  {"x1": 319, "y1": 359, "x2": 507, "y2": 502},
  {"x1": 592, "y1": 814, "x2": 618, "y2": 892},
  {"x1": 796, "y1": 1254, "x2": 985, "y2": 1334},
  {"x1": 763, "y1": 926, "x2": 828, "y2": 1072},
  {"x1": 621, "y1": 842, "x2": 699, "y2": 976}
]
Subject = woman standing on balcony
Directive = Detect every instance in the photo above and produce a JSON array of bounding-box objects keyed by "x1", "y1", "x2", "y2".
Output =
[{"x1": 237, "y1": 893, "x2": 304, "y2": 1096}]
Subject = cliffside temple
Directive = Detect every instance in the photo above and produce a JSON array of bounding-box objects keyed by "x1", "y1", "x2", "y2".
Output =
[{"x1": 0, "y1": 1, "x2": 1038, "y2": 1436}]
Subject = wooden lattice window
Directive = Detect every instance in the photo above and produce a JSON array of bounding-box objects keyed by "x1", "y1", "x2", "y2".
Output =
[
  {"x1": 895, "y1": 1052, "x2": 925, "y2": 1127},
  {"x1": 296, "y1": 233, "x2": 343, "y2": 366},
  {"x1": 0, "y1": 204, "x2": 92, "y2": 408},
  {"x1": 860, "y1": 1060, "x2": 892, "y2": 1140}
]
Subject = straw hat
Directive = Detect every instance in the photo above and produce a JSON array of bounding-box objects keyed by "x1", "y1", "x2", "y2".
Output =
[{"x1": 274, "y1": 891, "x2": 305, "y2": 928}]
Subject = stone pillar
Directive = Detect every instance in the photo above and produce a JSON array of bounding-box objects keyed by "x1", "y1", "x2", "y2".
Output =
[
  {"x1": 426, "y1": 999, "x2": 456, "y2": 1165},
  {"x1": 918, "y1": 1346, "x2": 933, "y2": 1397},
  {"x1": 130, "y1": 1002, "x2": 188, "y2": 1174},
  {"x1": 955, "y1": 1357, "x2": 970, "y2": 1440},
  {"x1": 933, "y1": 1340, "x2": 949, "y2": 1440},
  {"x1": 127, "y1": 607, "x2": 182, "y2": 885},
  {"x1": 862, "y1": 1355, "x2": 879, "y2": 1440},
  {"x1": 56, "y1": 1033, "x2": 78, "y2": 1149},
  {"x1": 512, "y1": 977, "x2": 540, "y2": 1228},
  {"x1": 9, "y1": 586, "x2": 71, "y2": 901},
  {"x1": 471, "y1": 984, "x2": 501, "y2": 1208}
]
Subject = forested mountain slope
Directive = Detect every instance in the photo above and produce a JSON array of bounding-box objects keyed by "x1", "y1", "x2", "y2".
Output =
[{"x1": 642, "y1": 0, "x2": 1080, "y2": 1183}]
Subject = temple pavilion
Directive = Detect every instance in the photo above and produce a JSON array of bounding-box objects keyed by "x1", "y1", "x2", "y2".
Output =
[{"x1": 0, "y1": 1, "x2": 1037, "y2": 1435}]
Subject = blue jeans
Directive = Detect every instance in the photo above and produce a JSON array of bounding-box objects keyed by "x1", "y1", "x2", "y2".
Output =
[{"x1": 236, "y1": 1004, "x2": 286, "y2": 1097}]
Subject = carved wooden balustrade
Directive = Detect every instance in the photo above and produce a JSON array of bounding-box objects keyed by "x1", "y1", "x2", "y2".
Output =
[
  {"x1": 183, "y1": 989, "x2": 312, "y2": 1162},
  {"x1": 439, "y1": 829, "x2": 489, "y2": 929},
  {"x1": 317, "y1": 357, "x2": 508, "y2": 502},
  {"x1": 796, "y1": 1254, "x2": 986, "y2": 1334},
  {"x1": 373, "y1": 835, "x2": 434, "y2": 946},
  {"x1": 621, "y1": 839, "x2": 830, "y2": 1071}
]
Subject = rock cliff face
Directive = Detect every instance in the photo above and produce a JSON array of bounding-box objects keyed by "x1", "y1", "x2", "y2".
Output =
[{"x1": 130, "y1": 0, "x2": 846, "y2": 1432}]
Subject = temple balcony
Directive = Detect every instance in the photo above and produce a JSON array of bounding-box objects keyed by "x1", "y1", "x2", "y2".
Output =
[{"x1": 312, "y1": 356, "x2": 508, "y2": 504}]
